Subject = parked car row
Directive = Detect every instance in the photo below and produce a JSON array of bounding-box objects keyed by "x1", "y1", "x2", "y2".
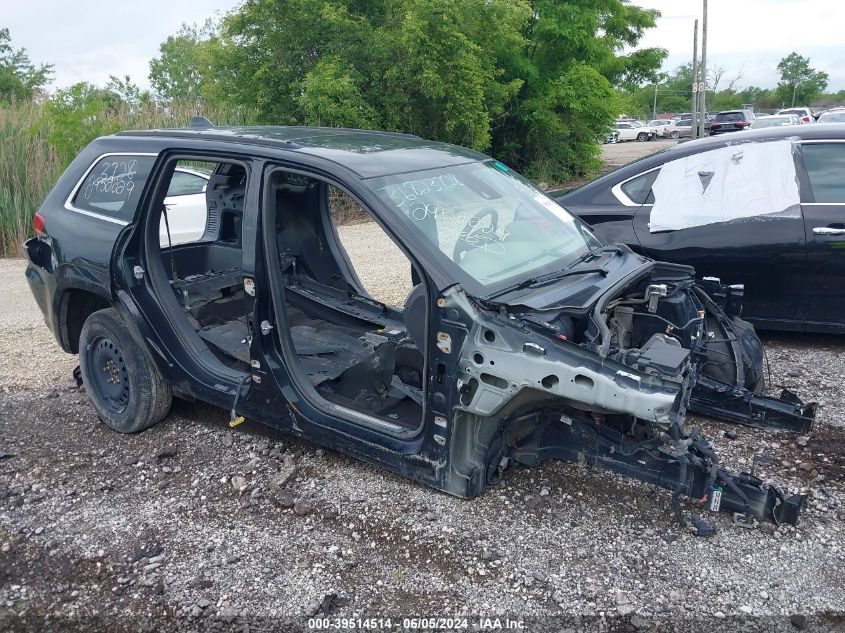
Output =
[{"x1": 634, "y1": 105, "x2": 833, "y2": 141}]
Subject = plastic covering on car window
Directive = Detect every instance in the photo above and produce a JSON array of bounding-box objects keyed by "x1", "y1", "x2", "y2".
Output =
[{"x1": 649, "y1": 140, "x2": 801, "y2": 232}]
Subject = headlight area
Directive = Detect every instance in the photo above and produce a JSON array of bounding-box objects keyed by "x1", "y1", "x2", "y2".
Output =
[{"x1": 445, "y1": 267, "x2": 807, "y2": 531}]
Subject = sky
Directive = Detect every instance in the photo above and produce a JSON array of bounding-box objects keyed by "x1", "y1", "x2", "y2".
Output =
[
  {"x1": 633, "y1": 0, "x2": 845, "y2": 91},
  {"x1": 3, "y1": 0, "x2": 844, "y2": 93}
]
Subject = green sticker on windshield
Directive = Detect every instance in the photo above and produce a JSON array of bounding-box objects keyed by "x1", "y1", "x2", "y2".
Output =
[{"x1": 494, "y1": 161, "x2": 510, "y2": 172}]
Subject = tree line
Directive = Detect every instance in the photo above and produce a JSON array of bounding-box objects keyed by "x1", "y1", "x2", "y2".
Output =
[
  {"x1": 3, "y1": 1, "x2": 669, "y2": 182},
  {"x1": 1, "y1": 1, "x2": 841, "y2": 246},
  {"x1": 621, "y1": 52, "x2": 837, "y2": 119}
]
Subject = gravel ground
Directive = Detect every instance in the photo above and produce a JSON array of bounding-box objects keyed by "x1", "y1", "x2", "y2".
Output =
[
  {"x1": 1, "y1": 242, "x2": 844, "y2": 633},
  {"x1": 600, "y1": 138, "x2": 676, "y2": 168}
]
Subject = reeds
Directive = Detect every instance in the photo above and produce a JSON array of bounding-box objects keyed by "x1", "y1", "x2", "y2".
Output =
[{"x1": 0, "y1": 100, "x2": 256, "y2": 257}]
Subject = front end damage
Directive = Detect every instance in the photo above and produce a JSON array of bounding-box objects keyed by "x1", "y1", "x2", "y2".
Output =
[{"x1": 447, "y1": 253, "x2": 813, "y2": 529}]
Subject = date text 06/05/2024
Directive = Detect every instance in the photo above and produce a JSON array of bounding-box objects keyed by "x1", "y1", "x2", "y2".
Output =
[{"x1": 307, "y1": 617, "x2": 525, "y2": 630}]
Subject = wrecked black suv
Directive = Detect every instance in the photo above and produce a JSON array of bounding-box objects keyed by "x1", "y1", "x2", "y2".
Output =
[{"x1": 24, "y1": 120, "x2": 816, "y2": 530}]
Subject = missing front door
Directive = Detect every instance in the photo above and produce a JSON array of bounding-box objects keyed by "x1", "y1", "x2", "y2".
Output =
[{"x1": 268, "y1": 170, "x2": 426, "y2": 433}]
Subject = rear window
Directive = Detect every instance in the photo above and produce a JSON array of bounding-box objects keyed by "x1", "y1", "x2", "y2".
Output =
[
  {"x1": 71, "y1": 155, "x2": 156, "y2": 219},
  {"x1": 715, "y1": 112, "x2": 743, "y2": 122}
]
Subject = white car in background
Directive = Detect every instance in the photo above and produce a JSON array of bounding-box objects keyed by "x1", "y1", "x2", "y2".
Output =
[
  {"x1": 776, "y1": 107, "x2": 815, "y2": 124},
  {"x1": 159, "y1": 167, "x2": 211, "y2": 247},
  {"x1": 750, "y1": 114, "x2": 801, "y2": 129},
  {"x1": 816, "y1": 109, "x2": 845, "y2": 124},
  {"x1": 615, "y1": 121, "x2": 657, "y2": 142}
]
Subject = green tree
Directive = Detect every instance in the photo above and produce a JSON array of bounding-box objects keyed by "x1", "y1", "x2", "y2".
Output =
[
  {"x1": 298, "y1": 57, "x2": 378, "y2": 128},
  {"x1": 776, "y1": 52, "x2": 829, "y2": 107},
  {"x1": 105, "y1": 74, "x2": 151, "y2": 108},
  {"x1": 493, "y1": 0, "x2": 664, "y2": 179},
  {"x1": 149, "y1": 22, "x2": 223, "y2": 103},
  {"x1": 42, "y1": 83, "x2": 122, "y2": 165},
  {"x1": 0, "y1": 27, "x2": 53, "y2": 102},
  {"x1": 152, "y1": 0, "x2": 664, "y2": 180}
]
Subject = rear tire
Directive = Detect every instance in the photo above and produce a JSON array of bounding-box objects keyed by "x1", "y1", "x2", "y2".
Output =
[
  {"x1": 637, "y1": 132, "x2": 648, "y2": 141},
  {"x1": 79, "y1": 308, "x2": 172, "y2": 433},
  {"x1": 670, "y1": 131, "x2": 680, "y2": 139}
]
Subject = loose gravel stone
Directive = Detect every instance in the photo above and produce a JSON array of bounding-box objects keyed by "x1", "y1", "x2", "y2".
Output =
[{"x1": 293, "y1": 498, "x2": 315, "y2": 516}]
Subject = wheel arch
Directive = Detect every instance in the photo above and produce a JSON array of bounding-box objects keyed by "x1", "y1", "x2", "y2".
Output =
[{"x1": 57, "y1": 288, "x2": 112, "y2": 354}]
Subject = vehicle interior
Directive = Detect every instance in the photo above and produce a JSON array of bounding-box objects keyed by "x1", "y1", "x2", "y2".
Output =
[
  {"x1": 154, "y1": 159, "x2": 426, "y2": 432},
  {"x1": 267, "y1": 172, "x2": 426, "y2": 431},
  {"x1": 155, "y1": 159, "x2": 252, "y2": 373}
]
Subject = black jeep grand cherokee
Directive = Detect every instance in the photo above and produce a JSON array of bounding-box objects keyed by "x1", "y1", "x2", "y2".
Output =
[{"x1": 24, "y1": 120, "x2": 814, "y2": 528}]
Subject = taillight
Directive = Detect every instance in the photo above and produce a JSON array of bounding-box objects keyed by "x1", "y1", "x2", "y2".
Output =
[
  {"x1": 802, "y1": 116, "x2": 810, "y2": 123},
  {"x1": 33, "y1": 212, "x2": 46, "y2": 237},
  {"x1": 711, "y1": 123, "x2": 721, "y2": 129},
  {"x1": 737, "y1": 121, "x2": 750, "y2": 127}
]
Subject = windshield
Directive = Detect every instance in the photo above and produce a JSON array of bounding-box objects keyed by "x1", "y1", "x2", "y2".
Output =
[{"x1": 367, "y1": 161, "x2": 599, "y2": 296}]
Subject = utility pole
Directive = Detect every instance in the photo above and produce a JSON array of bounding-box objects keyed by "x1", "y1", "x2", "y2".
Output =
[
  {"x1": 691, "y1": 19, "x2": 699, "y2": 140},
  {"x1": 698, "y1": 0, "x2": 708, "y2": 138},
  {"x1": 653, "y1": 81, "x2": 658, "y2": 120}
]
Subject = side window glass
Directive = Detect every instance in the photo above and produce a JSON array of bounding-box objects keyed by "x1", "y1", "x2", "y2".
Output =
[
  {"x1": 166, "y1": 170, "x2": 209, "y2": 196},
  {"x1": 620, "y1": 170, "x2": 659, "y2": 205},
  {"x1": 326, "y1": 186, "x2": 414, "y2": 306},
  {"x1": 802, "y1": 144, "x2": 845, "y2": 203},
  {"x1": 72, "y1": 155, "x2": 156, "y2": 219}
]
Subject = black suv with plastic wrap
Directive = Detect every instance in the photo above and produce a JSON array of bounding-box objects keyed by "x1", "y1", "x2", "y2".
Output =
[{"x1": 23, "y1": 119, "x2": 815, "y2": 530}]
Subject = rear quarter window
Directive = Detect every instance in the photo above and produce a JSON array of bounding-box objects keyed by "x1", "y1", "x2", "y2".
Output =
[
  {"x1": 70, "y1": 155, "x2": 157, "y2": 220},
  {"x1": 802, "y1": 144, "x2": 845, "y2": 203},
  {"x1": 620, "y1": 170, "x2": 659, "y2": 205}
]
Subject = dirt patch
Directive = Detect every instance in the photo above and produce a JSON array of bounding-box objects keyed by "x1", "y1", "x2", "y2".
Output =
[{"x1": 805, "y1": 425, "x2": 845, "y2": 483}]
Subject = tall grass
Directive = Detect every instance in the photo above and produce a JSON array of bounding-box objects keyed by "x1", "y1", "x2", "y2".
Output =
[
  {"x1": 0, "y1": 103, "x2": 61, "y2": 257},
  {"x1": 0, "y1": 100, "x2": 256, "y2": 257}
]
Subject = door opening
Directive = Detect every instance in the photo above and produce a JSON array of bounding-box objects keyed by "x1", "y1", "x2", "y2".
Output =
[
  {"x1": 149, "y1": 157, "x2": 252, "y2": 373},
  {"x1": 266, "y1": 169, "x2": 427, "y2": 434}
]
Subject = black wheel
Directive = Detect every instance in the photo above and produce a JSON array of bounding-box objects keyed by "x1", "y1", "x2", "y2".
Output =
[
  {"x1": 670, "y1": 131, "x2": 680, "y2": 139},
  {"x1": 79, "y1": 308, "x2": 172, "y2": 433},
  {"x1": 636, "y1": 132, "x2": 648, "y2": 141}
]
